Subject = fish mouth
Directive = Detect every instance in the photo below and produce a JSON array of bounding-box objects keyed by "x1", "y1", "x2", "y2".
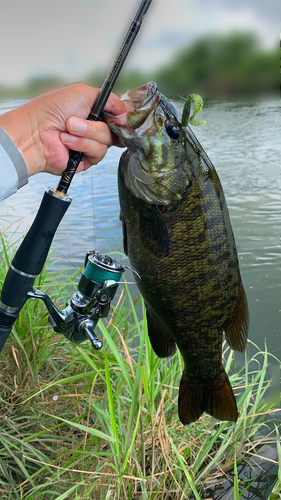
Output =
[{"x1": 103, "y1": 81, "x2": 160, "y2": 133}]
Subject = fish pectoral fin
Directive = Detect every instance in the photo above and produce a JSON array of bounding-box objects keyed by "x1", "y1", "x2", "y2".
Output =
[
  {"x1": 225, "y1": 282, "x2": 249, "y2": 353},
  {"x1": 140, "y1": 205, "x2": 169, "y2": 256},
  {"x1": 178, "y1": 370, "x2": 238, "y2": 425},
  {"x1": 146, "y1": 309, "x2": 176, "y2": 358},
  {"x1": 120, "y1": 211, "x2": 128, "y2": 256}
]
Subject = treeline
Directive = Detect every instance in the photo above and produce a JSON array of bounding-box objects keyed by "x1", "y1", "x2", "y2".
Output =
[
  {"x1": 158, "y1": 32, "x2": 278, "y2": 99},
  {"x1": 113, "y1": 33, "x2": 278, "y2": 99},
  {"x1": 1, "y1": 33, "x2": 278, "y2": 100}
]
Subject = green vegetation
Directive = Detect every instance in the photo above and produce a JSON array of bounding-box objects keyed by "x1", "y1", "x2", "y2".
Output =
[
  {"x1": 152, "y1": 33, "x2": 278, "y2": 99},
  {"x1": 1, "y1": 33, "x2": 278, "y2": 101},
  {"x1": 0, "y1": 235, "x2": 280, "y2": 499}
]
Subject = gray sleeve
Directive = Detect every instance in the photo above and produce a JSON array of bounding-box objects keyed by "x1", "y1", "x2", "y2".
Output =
[{"x1": 0, "y1": 126, "x2": 28, "y2": 202}]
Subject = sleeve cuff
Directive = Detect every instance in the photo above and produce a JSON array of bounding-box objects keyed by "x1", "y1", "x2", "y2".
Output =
[{"x1": 0, "y1": 126, "x2": 28, "y2": 189}]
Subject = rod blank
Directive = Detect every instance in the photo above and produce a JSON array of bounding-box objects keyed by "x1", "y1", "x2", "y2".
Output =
[{"x1": 57, "y1": 0, "x2": 153, "y2": 194}]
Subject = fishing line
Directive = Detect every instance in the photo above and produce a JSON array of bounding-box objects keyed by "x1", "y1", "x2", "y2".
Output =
[{"x1": 90, "y1": 165, "x2": 96, "y2": 251}]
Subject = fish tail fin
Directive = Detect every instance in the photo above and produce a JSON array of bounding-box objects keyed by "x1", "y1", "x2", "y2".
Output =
[{"x1": 178, "y1": 370, "x2": 238, "y2": 425}]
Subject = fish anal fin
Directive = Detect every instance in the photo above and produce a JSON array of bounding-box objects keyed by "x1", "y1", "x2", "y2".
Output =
[
  {"x1": 178, "y1": 370, "x2": 238, "y2": 425},
  {"x1": 225, "y1": 282, "x2": 249, "y2": 353},
  {"x1": 146, "y1": 309, "x2": 176, "y2": 358}
]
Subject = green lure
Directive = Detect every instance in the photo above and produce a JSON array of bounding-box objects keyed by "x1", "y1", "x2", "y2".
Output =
[{"x1": 182, "y1": 93, "x2": 206, "y2": 127}]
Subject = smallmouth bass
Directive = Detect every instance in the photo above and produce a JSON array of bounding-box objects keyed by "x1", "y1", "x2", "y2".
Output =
[{"x1": 103, "y1": 82, "x2": 249, "y2": 425}]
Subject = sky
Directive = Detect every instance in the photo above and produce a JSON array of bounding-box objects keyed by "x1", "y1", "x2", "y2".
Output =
[{"x1": 0, "y1": 0, "x2": 278, "y2": 86}]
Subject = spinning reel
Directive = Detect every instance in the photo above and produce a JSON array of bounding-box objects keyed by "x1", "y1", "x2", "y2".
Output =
[{"x1": 28, "y1": 251, "x2": 126, "y2": 350}]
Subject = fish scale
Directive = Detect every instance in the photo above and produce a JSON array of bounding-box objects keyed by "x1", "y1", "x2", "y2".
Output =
[{"x1": 104, "y1": 82, "x2": 249, "y2": 425}]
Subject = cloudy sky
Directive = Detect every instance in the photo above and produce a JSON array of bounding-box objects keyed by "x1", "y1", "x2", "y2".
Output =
[{"x1": 0, "y1": 0, "x2": 278, "y2": 86}]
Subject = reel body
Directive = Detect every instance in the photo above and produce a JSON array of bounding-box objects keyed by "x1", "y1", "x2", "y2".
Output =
[{"x1": 29, "y1": 251, "x2": 125, "y2": 350}]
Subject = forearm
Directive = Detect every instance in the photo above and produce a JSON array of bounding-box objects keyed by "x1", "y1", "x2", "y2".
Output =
[{"x1": 0, "y1": 102, "x2": 42, "y2": 177}]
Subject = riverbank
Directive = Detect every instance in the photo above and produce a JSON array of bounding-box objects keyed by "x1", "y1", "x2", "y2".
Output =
[{"x1": 0, "y1": 237, "x2": 280, "y2": 500}]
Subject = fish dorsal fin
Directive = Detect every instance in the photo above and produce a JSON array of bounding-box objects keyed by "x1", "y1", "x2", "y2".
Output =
[
  {"x1": 225, "y1": 281, "x2": 249, "y2": 352},
  {"x1": 139, "y1": 205, "x2": 169, "y2": 256},
  {"x1": 146, "y1": 308, "x2": 176, "y2": 358}
]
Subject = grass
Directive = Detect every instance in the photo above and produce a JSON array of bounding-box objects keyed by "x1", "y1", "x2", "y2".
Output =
[{"x1": 0, "y1": 237, "x2": 280, "y2": 500}]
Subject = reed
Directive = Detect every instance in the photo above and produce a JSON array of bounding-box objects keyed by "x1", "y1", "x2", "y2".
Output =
[{"x1": 0, "y1": 238, "x2": 280, "y2": 500}]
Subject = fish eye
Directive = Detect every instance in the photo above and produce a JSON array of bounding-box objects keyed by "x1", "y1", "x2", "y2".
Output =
[{"x1": 166, "y1": 124, "x2": 180, "y2": 140}]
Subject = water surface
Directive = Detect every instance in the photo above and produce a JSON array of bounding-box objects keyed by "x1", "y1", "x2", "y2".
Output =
[{"x1": 1, "y1": 99, "x2": 280, "y2": 359}]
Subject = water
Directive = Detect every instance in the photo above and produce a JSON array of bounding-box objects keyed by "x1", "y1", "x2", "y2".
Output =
[
  {"x1": 0, "y1": 98, "x2": 280, "y2": 495},
  {"x1": 1, "y1": 98, "x2": 280, "y2": 358}
]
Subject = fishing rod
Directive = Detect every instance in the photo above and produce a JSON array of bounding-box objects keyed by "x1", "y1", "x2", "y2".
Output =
[
  {"x1": 0, "y1": 0, "x2": 153, "y2": 354},
  {"x1": 57, "y1": 0, "x2": 153, "y2": 195}
]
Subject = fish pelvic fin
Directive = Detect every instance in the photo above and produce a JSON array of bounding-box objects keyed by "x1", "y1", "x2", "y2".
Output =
[
  {"x1": 178, "y1": 370, "x2": 238, "y2": 425},
  {"x1": 225, "y1": 281, "x2": 249, "y2": 353},
  {"x1": 146, "y1": 308, "x2": 176, "y2": 358},
  {"x1": 119, "y1": 211, "x2": 128, "y2": 256}
]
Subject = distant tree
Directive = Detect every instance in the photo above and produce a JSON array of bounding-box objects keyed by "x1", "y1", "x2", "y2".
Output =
[{"x1": 154, "y1": 33, "x2": 278, "y2": 99}]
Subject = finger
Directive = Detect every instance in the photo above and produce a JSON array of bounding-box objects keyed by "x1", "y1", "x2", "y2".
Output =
[
  {"x1": 60, "y1": 133, "x2": 108, "y2": 164},
  {"x1": 104, "y1": 92, "x2": 127, "y2": 116},
  {"x1": 66, "y1": 118, "x2": 115, "y2": 147},
  {"x1": 75, "y1": 85, "x2": 126, "y2": 117}
]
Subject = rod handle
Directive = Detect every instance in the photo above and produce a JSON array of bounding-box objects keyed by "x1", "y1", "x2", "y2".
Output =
[{"x1": 0, "y1": 189, "x2": 71, "y2": 351}]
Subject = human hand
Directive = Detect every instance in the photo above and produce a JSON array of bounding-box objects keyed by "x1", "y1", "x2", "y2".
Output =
[{"x1": 0, "y1": 83, "x2": 127, "y2": 177}]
